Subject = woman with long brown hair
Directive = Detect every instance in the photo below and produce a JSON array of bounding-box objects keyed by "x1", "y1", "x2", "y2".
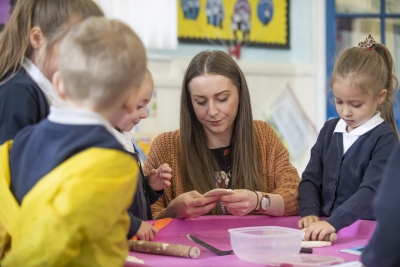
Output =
[
  {"x1": 143, "y1": 50, "x2": 300, "y2": 219},
  {"x1": 0, "y1": 0, "x2": 104, "y2": 144}
]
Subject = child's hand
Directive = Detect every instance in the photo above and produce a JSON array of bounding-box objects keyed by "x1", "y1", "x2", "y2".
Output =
[
  {"x1": 303, "y1": 221, "x2": 336, "y2": 241},
  {"x1": 298, "y1": 215, "x2": 320, "y2": 229},
  {"x1": 149, "y1": 163, "x2": 172, "y2": 191},
  {"x1": 136, "y1": 221, "x2": 158, "y2": 241}
]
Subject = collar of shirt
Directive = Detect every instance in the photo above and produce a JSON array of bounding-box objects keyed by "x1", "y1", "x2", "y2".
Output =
[
  {"x1": 334, "y1": 112, "x2": 384, "y2": 155},
  {"x1": 22, "y1": 58, "x2": 66, "y2": 107},
  {"x1": 48, "y1": 107, "x2": 115, "y2": 136},
  {"x1": 111, "y1": 128, "x2": 135, "y2": 153},
  {"x1": 333, "y1": 112, "x2": 384, "y2": 136}
]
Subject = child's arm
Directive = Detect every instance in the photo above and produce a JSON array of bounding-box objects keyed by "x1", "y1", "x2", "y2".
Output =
[
  {"x1": 298, "y1": 215, "x2": 320, "y2": 229},
  {"x1": 127, "y1": 212, "x2": 158, "y2": 241},
  {"x1": 143, "y1": 134, "x2": 172, "y2": 219},
  {"x1": 144, "y1": 176, "x2": 165, "y2": 204},
  {"x1": 135, "y1": 221, "x2": 158, "y2": 241},
  {"x1": 325, "y1": 132, "x2": 398, "y2": 232},
  {"x1": 303, "y1": 220, "x2": 335, "y2": 241},
  {"x1": 362, "y1": 145, "x2": 400, "y2": 267},
  {"x1": 298, "y1": 131, "x2": 325, "y2": 222}
]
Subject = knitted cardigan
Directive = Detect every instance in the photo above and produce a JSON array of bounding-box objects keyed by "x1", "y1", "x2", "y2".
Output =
[{"x1": 143, "y1": 120, "x2": 300, "y2": 219}]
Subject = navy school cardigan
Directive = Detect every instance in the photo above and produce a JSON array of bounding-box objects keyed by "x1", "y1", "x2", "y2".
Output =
[
  {"x1": 298, "y1": 118, "x2": 398, "y2": 231},
  {"x1": 9, "y1": 119, "x2": 126, "y2": 204},
  {"x1": 362, "y1": 144, "x2": 400, "y2": 267},
  {"x1": 0, "y1": 68, "x2": 49, "y2": 144}
]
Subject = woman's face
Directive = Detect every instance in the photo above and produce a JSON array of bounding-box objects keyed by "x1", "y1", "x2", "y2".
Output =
[{"x1": 188, "y1": 74, "x2": 239, "y2": 144}]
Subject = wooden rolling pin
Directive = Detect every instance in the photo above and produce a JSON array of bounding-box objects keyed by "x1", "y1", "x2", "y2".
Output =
[
  {"x1": 128, "y1": 240, "x2": 201, "y2": 259},
  {"x1": 302, "y1": 228, "x2": 337, "y2": 242}
]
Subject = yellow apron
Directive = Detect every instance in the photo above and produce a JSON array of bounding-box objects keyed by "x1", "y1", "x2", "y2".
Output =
[{"x1": 0, "y1": 141, "x2": 138, "y2": 267}]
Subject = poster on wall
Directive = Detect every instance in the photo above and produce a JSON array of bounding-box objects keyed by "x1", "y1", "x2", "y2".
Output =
[{"x1": 178, "y1": 0, "x2": 289, "y2": 48}]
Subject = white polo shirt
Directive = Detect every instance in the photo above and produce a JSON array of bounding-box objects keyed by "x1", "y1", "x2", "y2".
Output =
[
  {"x1": 112, "y1": 128, "x2": 135, "y2": 153},
  {"x1": 22, "y1": 58, "x2": 66, "y2": 107}
]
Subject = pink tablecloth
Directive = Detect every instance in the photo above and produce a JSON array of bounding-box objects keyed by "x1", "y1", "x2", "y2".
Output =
[{"x1": 125, "y1": 215, "x2": 375, "y2": 266}]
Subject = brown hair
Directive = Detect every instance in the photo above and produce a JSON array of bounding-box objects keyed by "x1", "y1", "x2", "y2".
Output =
[
  {"x1": 59, "y1": 17, "x2": 146, "y2": 109},
  {"x1": 180, "y1": 50, "x2": 263, "y2": 214},
  {"x1": 332, "y1": 43, "x2": 399, "y2": 135},
  {"x1": 0, "y1": 0, "x2": 104, "y2": 81}
]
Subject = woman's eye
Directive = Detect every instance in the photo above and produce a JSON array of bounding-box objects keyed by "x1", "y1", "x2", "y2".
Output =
[
  {"x1": 353, "y1": 104, "x2": 362, "y2": 108},
  {"x1": 335, "y1": 100, "x2": 342, "y2": 104},
  {"x1": 218, "y1": 98, "x2": 228, "y2": 102},
  {"x1": 137, "y1": 106, "x2": 143, "y2": 110},
  {"x1": 196, "y1": 101, "x2": 206, "y2": 105}
]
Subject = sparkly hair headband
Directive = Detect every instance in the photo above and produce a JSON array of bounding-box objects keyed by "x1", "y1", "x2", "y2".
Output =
[{"x1": 358, "y1": 34, "x2": 375, "y2": 50}]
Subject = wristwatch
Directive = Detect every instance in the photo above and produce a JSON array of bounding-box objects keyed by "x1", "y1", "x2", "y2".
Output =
[{"x1": 258, "y1": 194, "x2": 271, "y2": 212}]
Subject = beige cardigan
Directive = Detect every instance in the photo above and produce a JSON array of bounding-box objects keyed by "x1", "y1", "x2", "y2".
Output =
[{"x1": 143, "y1": 120, "x2": 301, "y2": 219}]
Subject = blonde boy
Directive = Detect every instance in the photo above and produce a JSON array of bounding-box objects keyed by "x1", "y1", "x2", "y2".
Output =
[{"x1": 0, "y1": 17, "x2": 146, "y2": 267}]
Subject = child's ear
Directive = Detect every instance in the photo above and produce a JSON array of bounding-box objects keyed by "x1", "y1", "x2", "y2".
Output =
[
  {"x1": 52, "y1": 71, "x2": 66, "y2": 100},
  {"x1": 377, "y1": 89, "x2": 388, "y2": 104},
  {"x1": 30, "y1": 26, "x2": 45, "y2": 50}
]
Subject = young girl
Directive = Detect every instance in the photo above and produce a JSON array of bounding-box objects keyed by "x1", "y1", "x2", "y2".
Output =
[
  {"x1": 112, "y1": 69, "x2": 172, "y2": 241},
  {"x1": 0, "y1": 0, "x2": 104, "y2": 144},
  {"x1": 298, "y1": 35, "x2": 399, "y2": 241}
]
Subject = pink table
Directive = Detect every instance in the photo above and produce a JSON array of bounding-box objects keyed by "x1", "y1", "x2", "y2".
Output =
[{"x1": 125, "y1": 216, "x2": 375, "y2": 266}]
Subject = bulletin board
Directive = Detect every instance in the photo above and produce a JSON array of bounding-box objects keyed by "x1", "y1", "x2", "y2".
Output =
[{"x1": 178, "y1": 0, "x2": 289, "y2": 48}]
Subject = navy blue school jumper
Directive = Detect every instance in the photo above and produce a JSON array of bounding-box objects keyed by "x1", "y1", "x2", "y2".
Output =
[
  {"x1": 0, "y1": 68, "x2": 49, "y2": 145},
  {"x1": 9, "y1": 119, "x2": 128, "y2": 203},
  {"x1": 298, "y1": 118, "x2": 398, "y2": 231},
  {"x1": 127, "y1": 148, "x2": 163, "y2": 239},
  {"x1": 362, "y1": 145, "x2": 400, "y2": 267}
]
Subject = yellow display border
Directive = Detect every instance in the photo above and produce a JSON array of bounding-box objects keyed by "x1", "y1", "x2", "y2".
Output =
[{"x1": 178, "y1": 0, "x2": 289, "y2": 49}]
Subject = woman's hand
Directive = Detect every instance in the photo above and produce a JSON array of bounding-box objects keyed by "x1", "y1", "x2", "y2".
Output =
[
  {"x1": 164, "y1": 191, "x2": 219, "y2": 219},
  {"x1": 298, "y1": 215, "x2": 320, "y2": 229},
  {"x1": 303, "y1": 221, "x2": 336, "y2": 241},
  {"x1": 135, "y1": 221, "x2": 158, "y2": 241},
  {"x1": 149, "y1": 163, "x2": 172, "y2": 191},
  {"x1": 219, "y1": 189, "x2": 259, "y2": 216}
]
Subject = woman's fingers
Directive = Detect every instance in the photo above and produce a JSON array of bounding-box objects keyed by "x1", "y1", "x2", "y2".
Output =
[
  {"x1": 189, "y1": 200, "x2": 218, "y2": 218},
  {"x1": 195, "y1": 195, "x2": 219, "y2": 207}
]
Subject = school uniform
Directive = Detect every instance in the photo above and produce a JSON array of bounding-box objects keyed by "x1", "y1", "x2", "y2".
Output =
[
  {"x1": 0, "y1": 58, "x2": 65, "y2": 144},
  {"x1": 112, "y1": 129, "x2": 163, "y2": 239},
  {"x1": 298, "y1": 113, "x2": 398, "y2": 231},
  {"x1": 362, "y1": 144, "x2": 400, "y2": 267},
  {"x1": 0, "y1": 107, "x2": 139, "y2": 267}
]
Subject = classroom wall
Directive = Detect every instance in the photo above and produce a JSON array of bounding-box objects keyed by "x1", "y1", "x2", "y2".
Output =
[
  {"x1": 138, "y1": 0, "x2": 326, "y2": 175},
  {"x1": 93, "y1": 0, "x2": 326, "y2": 175}
]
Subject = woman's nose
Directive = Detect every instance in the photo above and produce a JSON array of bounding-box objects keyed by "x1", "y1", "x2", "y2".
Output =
[{"x1": 208, "y1": 102, "x2": 219, "y2": 116}]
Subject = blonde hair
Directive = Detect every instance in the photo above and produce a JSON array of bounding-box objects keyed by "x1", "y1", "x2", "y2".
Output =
[
  {"x1": 144, "y1": 68, "x2": 154, "y2": 84},
  {"x1": 59, "y1": 17, "x2": 147, "y2": 109},
  {"x1": 0, "y1": 0, "x2": 104, "y2": 81},
  {"x1": 180, "y1": 50, "x2": 262, "y2": 214},
  {"x1": 332, "y1": 43, "x2": 399, "y2": 135}
]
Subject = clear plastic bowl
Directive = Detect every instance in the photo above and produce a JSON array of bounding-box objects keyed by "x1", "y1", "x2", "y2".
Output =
[{"x1": 228, "y1": 226, "x2": 303, "y2": 265}]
